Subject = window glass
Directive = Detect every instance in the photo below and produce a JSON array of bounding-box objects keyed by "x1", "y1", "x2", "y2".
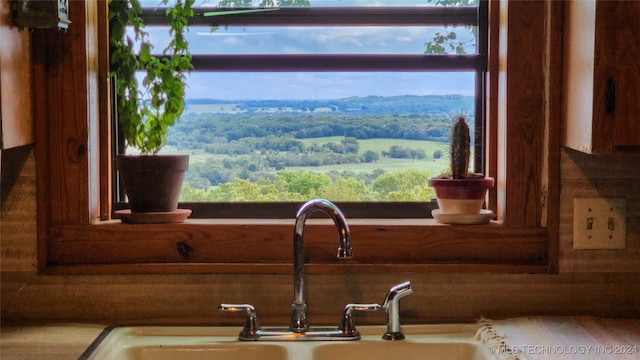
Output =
[
  {"x1": 116, "y1": 0, "x2": 484, "y2": 206},
  {"x1": 160, "y1": 72, "x2": 475, "y2": 201},
  {"x1": 141, "y1": 25, "x2": 477, "y2": 55}
]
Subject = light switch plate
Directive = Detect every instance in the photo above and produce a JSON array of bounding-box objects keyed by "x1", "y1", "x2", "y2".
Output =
[{"x1": 573, "y1": 197, "x2": 626, "y2": 249}]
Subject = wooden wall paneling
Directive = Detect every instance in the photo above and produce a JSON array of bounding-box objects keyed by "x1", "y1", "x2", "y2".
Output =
[
  {"x1": 3, "y1": 272, "x2": 639, "y2": 324},
  {"x1": 559, "y1": 148, "x2": 640, "y2": 273},
  {"x1": 563, "y1": 0, "x2": 640, "y2": 153},
  {"x1": 45, "y1": 222, "x2": 548, "y2": 267},
  {"x1": 0, "y1": 147, "x2": 37, "y2": 272},
  {"x1": 611, "y1": 1, "x2": 640, "y2": 147},
  {"x1": 591, "y1": 0, "x2": 617, "y2": 152},
  {"x1": 502, "y1": 1, "x2": 547, "y2": 228},
  {"x1": 0, "y1": 0, "x2": 34, "y2": 149},
  {"x1": 3, "y1": 0, "x2": 640, "y2": 326},
  {"x1": 543, "y1": 0, "x2": 564, "y2": 273},
  {"x1": 34, "y1": 1, "x2": 91, "y2": 226},
  {"x1": 32, "y1": 0, "x2": 556, "y2": 272},
  {"x1": 33, "y1": 0, "x2": 100, "y2": 269}
]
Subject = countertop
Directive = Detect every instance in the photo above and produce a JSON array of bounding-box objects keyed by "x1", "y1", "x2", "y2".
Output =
[
  {"x1": 478, "y1": 316, "x2": 640, "y2": 360},
  {"x1": 1, "y1": 323, "x2": 106, "y2": 360},
  {"x1": 2, "y1": 317, "x2": 640, "y2": 360}
]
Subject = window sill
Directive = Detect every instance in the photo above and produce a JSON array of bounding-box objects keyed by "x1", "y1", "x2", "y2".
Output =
[{"x1": 44, "y1": 218, "x2": 548, "y2": 275}]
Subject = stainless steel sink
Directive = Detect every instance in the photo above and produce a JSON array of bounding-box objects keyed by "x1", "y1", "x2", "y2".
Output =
[
  {"x1": 81, "y1": 324, "x2": 491, "y2": 360},
  {"x1": 313, "y1": 341, "x2": 485, "y2": 360},
  {"x1": 81, "y1": 326, "x2": 288, "y2": 360},
  {"x1": 117, "y1": 343, "x2": 288, "y2": 360}
]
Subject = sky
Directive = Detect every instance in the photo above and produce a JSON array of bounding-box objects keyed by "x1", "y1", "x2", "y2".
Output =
[{"x1": 137, "y1": 0, "x2": 477, "y2": 100}]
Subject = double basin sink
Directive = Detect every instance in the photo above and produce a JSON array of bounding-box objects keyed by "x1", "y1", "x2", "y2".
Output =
[
  {"x1": 80, "y1": 201, "x2": 492, "y2": 359},
  {"x1": 81, "y1": 324, "x2": 491, "y2": 360}
]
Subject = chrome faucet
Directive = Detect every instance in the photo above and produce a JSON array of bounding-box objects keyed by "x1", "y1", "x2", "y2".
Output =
[
  {"x1": 219, "y1": 199, "x2": 379, "y2": 341},
  {"x1": 291, "y1": 198, "x2": 353, "y2": 332},
  {"x1": 382, "y1": 281, "x2": 413, "y2": 340}
]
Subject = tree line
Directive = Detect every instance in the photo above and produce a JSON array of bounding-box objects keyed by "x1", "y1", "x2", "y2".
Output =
[
  {"x1": 180, "y1": 169, "x2": 436, "y2": 202},
  {"x1": 167, "y1": 112, "x2": 464, "y2": 150},
  {"x1": 182, "y1": 136, "x2": 435, "y2": 189}
]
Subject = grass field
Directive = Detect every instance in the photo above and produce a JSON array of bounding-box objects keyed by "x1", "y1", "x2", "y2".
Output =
[
  {"x1": 162, "y1": 137, "x2": 451, "y2": 177},
  {"x1": 293, "y1": 137, "x2": 449, "y2": 175}
]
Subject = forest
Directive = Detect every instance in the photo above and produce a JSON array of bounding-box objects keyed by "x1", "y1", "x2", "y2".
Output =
[{"x1": 162, "y1": 95, "x2": 475, "y2": 202}]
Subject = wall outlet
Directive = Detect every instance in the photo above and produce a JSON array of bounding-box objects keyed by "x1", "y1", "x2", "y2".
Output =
[{"x1": 573, "y1": 197, "x2": 626, "y2": 249}]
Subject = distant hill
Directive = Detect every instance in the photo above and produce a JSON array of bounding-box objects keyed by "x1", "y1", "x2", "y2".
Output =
[
  {"x1": 185, "y1": 95, "x2": 473, "y2": 116},
  {"x1": 171, "y1": 95, "x2": 476, "y2": 147}
]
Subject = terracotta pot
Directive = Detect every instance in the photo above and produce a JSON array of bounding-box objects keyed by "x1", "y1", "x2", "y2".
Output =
[
  {"x1": 116, "y1": 155, "x2": 189, "y2": 213},
  {"x1": 427, "y1": 177, "x2": 494, "y2": 214}
]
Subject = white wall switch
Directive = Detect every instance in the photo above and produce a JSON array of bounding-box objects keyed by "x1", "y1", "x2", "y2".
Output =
[{"x1": 573, "y1": 197, "x2": 626, "y2": 249}]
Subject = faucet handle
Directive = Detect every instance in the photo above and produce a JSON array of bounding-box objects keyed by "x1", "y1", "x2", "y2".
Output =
[
  {"x1": 218, "y1": 304, "x2": 261, "y2": 338},
  {"x1": 338, "y1": 303, "x2": 381, "y2": 337},
  {"x1": 382, "y1": 281, "x2": 413, "y2": 341},
  {"x1": 382, "y1": 281, "x2": 413, "y2": 310}
]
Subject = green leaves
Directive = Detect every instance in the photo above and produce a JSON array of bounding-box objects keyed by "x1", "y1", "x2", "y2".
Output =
[
  {"x1": 424, "y1": 30, "x2": 474, "y2": 55},
  {"x1": 108, "y1": 0, "x2": 194, "y2": 155},
  {"x1": 138, "y1": 43, "x2": 152, "y2": 63},
  {"x1": 180, "y1": 169, "x2": 436, "y2": 202},
  {"x1": 424, "y1": 0, "x2": 478, "y2": 55}
]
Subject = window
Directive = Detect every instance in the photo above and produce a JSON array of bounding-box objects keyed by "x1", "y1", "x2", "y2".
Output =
[
  {"x1": 34, "y1": 0, "x2": 560, "y2": 274},
  {"x1": 113, "y1": 0, "x2": 489, "y2": 218}
]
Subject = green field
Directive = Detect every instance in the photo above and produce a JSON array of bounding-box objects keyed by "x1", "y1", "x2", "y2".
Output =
[
  {"x1": 162, "y1": 137, "x2": 450, "y2": 177},
  {"x1": 294, "y1": 137, "x2": 449, "y2": 175}
]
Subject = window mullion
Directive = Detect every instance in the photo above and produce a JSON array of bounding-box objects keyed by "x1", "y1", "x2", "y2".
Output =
[
  {"x1": 189, "y1": 54, "x2": 486, "y2": 72},
  {"x1": 140, "y1": 6, "x2": 479, "y2": 27}
]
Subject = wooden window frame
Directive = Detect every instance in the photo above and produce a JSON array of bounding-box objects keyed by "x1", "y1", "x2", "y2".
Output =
[
  {"x1": 111, "y1": 4, "x2": 488, "y2": 219},
  {"x1": 34, "y1": 0, "x2": 561, "y2": 275}
]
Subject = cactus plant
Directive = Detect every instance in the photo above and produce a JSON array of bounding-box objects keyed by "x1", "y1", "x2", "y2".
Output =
[
  {"x1": 450, "y1": 115, "x2": 471, "y2": 179},
  {"x1": 428, "y1": 114, "x2": 494, "y2": 222}
]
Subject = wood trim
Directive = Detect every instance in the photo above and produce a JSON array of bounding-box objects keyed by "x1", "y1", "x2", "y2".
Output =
[
  {"x1": 97, "y1": 0, "x2": 111, "y2": 221},
  {"x1": 44, "y1": 263, "x2": 548, "y2": 275},
  {"x1": 34, "y1": 0, "x2": 91, "y2": 227},
  {"x1": 486, "y1": 0, "x2": 499, "y2": 214},
  {"x1": 33, "y1": 18, "x2": 51, "y2": 271},
  {"x1": 502, "y1": 1, "x2": 547, "y2": 227},
  {"x1": 610, "y1": 1, "x2": 640, "y2": 147},
  {"x1": 46, "y1": 220, "x2": 547, "y2": 266},
  {"x1": 35, "y1": 1, "x2": 560, "y2": 274},
  {"x1": 543, "y1": 0, "x2": 563, "y2": 274},
  {"x1": 34, "y1": 1, "x2": 92, "y2": 268},
  {"x1": 590, "y1": 0, "x2": 615, "y2": 153}
]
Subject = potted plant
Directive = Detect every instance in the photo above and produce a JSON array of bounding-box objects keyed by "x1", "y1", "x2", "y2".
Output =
[
  {"x1": 428, "y1": 115, "x2": 494, "y2": 224},
  {"x1": 109, "y1": 0, "x2": 194, "y2": 223}
]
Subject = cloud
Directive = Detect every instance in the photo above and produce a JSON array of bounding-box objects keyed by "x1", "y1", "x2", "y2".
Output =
[
  {"x1": 184, "y1": 72, "x2": 475, "y2": 100},
  {"x1": 195, "y1": 31, "x2": 278, "y2": 37},
  {"x1": 133, "y1": 1, "x2": 475, "y2": 100}
]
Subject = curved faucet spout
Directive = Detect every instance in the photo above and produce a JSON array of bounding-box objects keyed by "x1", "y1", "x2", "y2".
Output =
[{"x1": 291, "y1": 199, "x2": 352, "y2": 332}]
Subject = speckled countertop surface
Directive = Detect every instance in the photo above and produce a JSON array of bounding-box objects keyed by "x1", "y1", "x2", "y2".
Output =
[
  {"x1": 1, "y1": 323, "x2": 106, "y2": 360},
  {"x1": 3, "y1": 317, "x2": 640, "y2": 360}
]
